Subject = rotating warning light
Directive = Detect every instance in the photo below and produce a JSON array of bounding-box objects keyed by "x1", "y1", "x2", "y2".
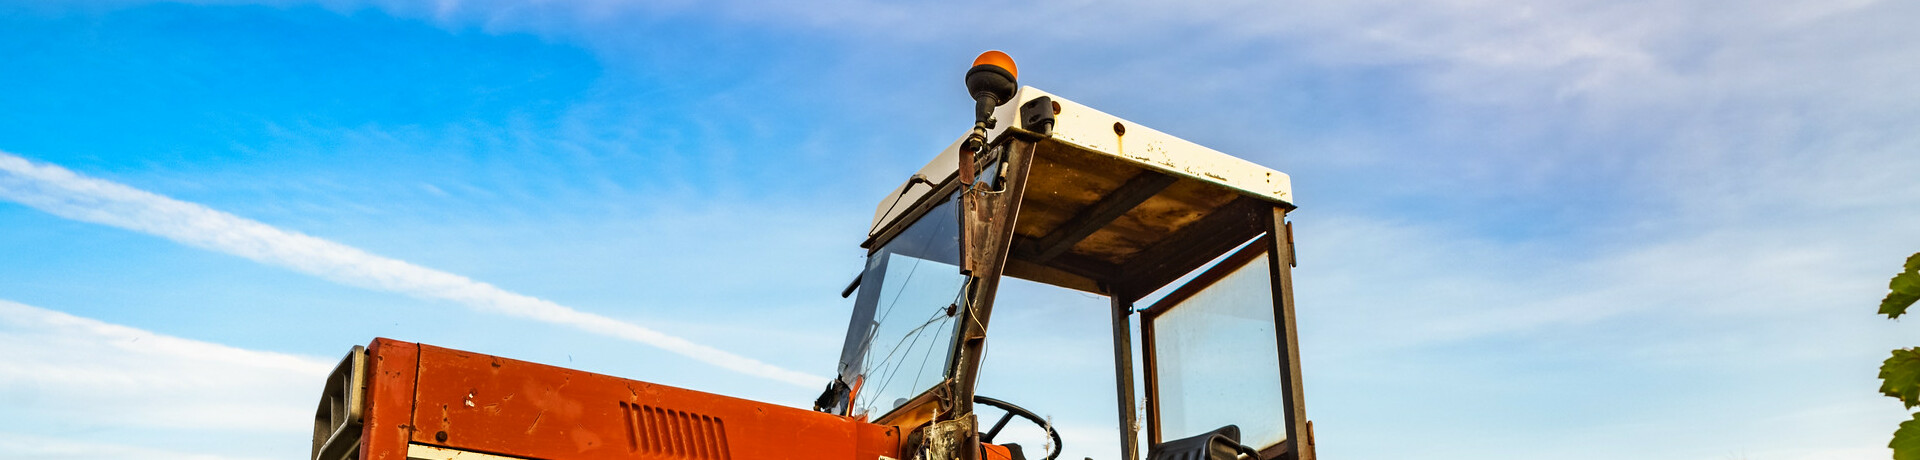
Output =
[
  {"x1": 971, "y1": 50, "x2": 1017, "y2": 79},
  {"x1": 965, "y1": 50, "x2": 1019, "y2": 125}
]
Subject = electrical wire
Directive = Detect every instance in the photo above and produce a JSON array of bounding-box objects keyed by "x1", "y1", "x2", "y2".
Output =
[{"x1": 864, "y1": 174, "x2": 934, "y2": 239}]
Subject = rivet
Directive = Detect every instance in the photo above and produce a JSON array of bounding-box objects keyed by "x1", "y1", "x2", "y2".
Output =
[
  {"x1": 1113, "y1": 122, "x2": 1126, "y2": 136},
  {"x1": 436, "y1": 431, "x2": 449, "y2": 442}
]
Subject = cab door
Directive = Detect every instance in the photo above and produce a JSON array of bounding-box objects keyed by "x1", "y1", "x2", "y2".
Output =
[{"x1": 1140, "y1": 229, "x2": 1311, "y2": 460}]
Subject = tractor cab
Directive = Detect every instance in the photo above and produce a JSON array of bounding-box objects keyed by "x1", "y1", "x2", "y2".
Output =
[
  {"x1": 818, "y1": 53, "x2": 1311, "y2": 460},
  {"x1": 310, "y1": 52, "x2": 1309, "y2": 460}
]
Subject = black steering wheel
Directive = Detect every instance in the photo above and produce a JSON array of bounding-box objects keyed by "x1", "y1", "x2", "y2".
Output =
[{"x1": 974, "y1": 395, "x2": 1063, "y2": 460}]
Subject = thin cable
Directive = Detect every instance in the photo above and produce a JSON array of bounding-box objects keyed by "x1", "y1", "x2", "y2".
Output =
[
  {"x1": 857, "y1": 308, "x2": 953, "y2": 411},
  {"x1": 865, "y1": 175, "x2": 933, "y2": 239}
]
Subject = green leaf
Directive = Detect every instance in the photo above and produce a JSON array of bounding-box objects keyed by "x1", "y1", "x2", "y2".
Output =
[
  {"x1": 1895, "y1": 412, "x2": 1920, "y2": 460},
  {"x1": 1898, "y1": 272, "x2": 1920, "y2": 294},
  {"x1": 1882, "y1": 253, "x2": 1920, "y2": 319},
  {"x1": 1890, "y1": 292, "x2": 1920, "y2": 320},
  {"x1": 1883, "y1": 349, "x2": 1920, "y2": 408}
]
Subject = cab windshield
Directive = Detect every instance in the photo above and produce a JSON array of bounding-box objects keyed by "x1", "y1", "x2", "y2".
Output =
[{"x1": 834, "y1": 191, "x2": 967, "y2": 419}]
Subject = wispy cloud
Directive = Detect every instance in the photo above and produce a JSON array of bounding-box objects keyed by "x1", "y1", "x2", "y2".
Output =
[
  {"x1": 0, "y1": 298, "x2": 330, "y2": 423},
  {"x1": 0, "y1": 151, "x2": 826, "y2": 388},
  {"x1": 0, "y1": 298, "x2": 323, "y2": 459},
  {"x1": 0, "y1": 432, "x2": 276, "y2": 460},
  {"x1": 0, "y1": 299, "x2": 331, "y2": 380}
]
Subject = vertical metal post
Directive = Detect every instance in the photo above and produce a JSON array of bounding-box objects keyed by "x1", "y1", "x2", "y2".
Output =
[
  {"x1": 1109, "y1": 290, "x2": 1140, "y2": 460},
  {"x1": 1264, "y1": 207, "x2": 1313, "y2": 460},
  {"x1": 945, "y1": 139, "x2": 1038, "y2": 460}
]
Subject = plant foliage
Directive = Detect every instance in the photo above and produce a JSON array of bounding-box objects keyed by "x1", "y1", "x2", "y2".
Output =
[
  {"x1": 1885, "y1": 252, "x2": 1920, "y2": 460},
  {"x1": 1885, "y1": 349, "x2": 1920, "y2": 409},
  {"x1": 1882, "y1": 253, "x2": 1920, "y2": 319},
  {"x1": 1897, "y1": 412, "x2": 1920, "y2": 460}
]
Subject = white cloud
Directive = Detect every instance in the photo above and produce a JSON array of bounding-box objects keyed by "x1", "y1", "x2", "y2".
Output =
[
  {"x1": 0, "y1": 151, "x2": 826, "y2": 388},
  {"x1": 0, "y1": 433, "x2": 276, "y2": 460},
  {"x1": 0, "y1": 298, "x2": 323, "y2": 459},
  {"x1": 1297, "y1": 207, "x2": 1907, "y2": 353},
  {"x1": 1286, "y1": 207, "x2": 1916, "y2": 459}
]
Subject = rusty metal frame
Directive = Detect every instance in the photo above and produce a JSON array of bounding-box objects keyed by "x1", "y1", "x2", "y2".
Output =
[
  {"x1": 1263, "y1": 207, "x2": 1314, "y2": 460},
  {"x1": 938, "y1": 136, "x2": 1038, "y2": 460}
]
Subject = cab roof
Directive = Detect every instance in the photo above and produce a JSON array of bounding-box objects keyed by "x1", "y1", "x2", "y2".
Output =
[{"x1": 868, "y1": 87, "x2": 1294, "y2": 298}]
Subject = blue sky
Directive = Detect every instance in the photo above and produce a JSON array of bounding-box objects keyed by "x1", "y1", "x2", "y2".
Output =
[{"x1": 2, "y1": 1, "x2": 1918, "y2": 459}]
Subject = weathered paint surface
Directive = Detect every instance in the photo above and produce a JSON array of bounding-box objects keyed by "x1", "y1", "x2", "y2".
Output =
[
  {"x1": 362, "y1": 339, "x2": 420, "y2": 460},
  {"x1": 360, "y1": 338, "x2": 900, "y2": 460},
  {"x1": 870, "y1": 86, "x2": 1294, "y2": 234},
  {"x1": 998, "y1": 87, "x2": 1292, "y2": 206}
]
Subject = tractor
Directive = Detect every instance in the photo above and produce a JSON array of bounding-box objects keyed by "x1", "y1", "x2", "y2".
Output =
[{"x1": 311, "y1": 51, "x2": 1312, "y2": 460}]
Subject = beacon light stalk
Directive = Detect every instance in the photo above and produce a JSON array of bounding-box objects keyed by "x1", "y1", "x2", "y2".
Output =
[{"x1": 961, "y1": 50, "x2": 1020, "y2": 186}]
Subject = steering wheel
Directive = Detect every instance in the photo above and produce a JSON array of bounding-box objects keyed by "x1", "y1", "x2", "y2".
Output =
[{"x1": 973, "y1": 395, "x2": 1063, "y2": 460}]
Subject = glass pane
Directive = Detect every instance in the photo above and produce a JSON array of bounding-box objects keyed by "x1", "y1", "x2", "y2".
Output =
[
  {"x1": 1151, "y1": 251, "x2": 1288, "y2": 450},
  {"x1": 852, "y1": 252, "x2": 965, "y2": 417},
  {"x1": 835, "y1": 192, "x2": 968, "y2": 419}
]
